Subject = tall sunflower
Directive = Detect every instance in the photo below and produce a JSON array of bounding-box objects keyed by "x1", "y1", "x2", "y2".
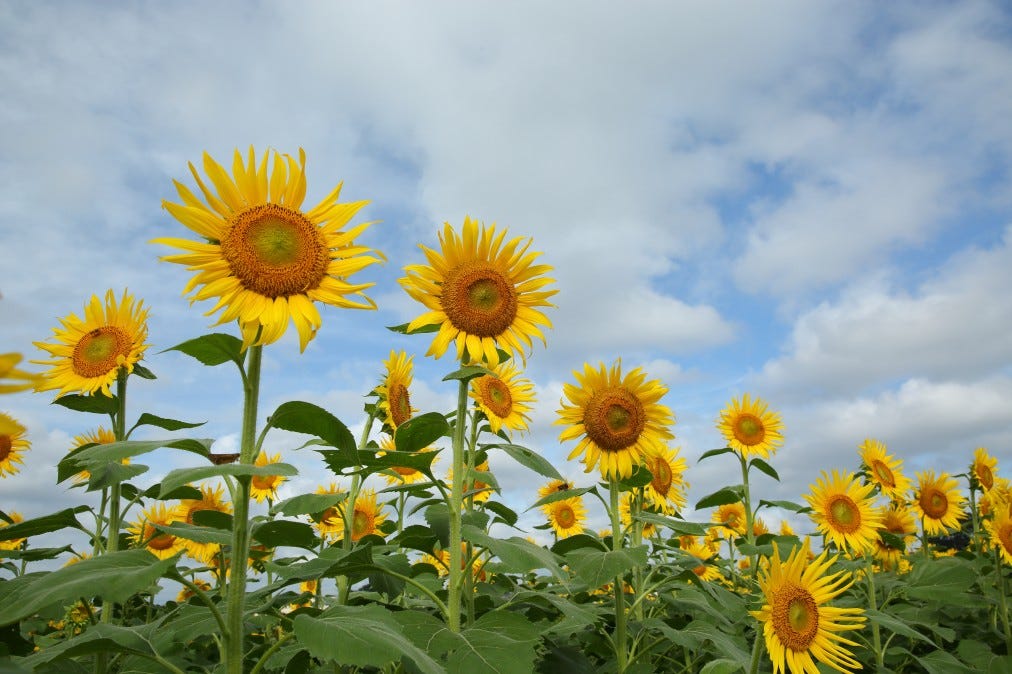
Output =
[
  {"x1": 912, "y1": 470, "x2": 965, "y2": 536},
  {"x1": 154, "y1": 147, "x2": 383, "y2": 352},
  {"x1": 128, "y1": 503, "x2": 185, "y2": 560},
  {"x1": 546, "y1": 497, "x2": 586, "y2": 538},
  {"x1": 470, "y1": 361, "x2": 535, "y2": 436},
  {"x1": 178, "y1": 484, "x2": 232, "y2": 562},
  {"x1": 716, "y1": 393, "x2": 783, "y2": 460},
  {"x1": 68, "y1": 427, "x2": 119, "y2": 483},
  {"x1": 250, "y1": 451, "x2": 287, "y2": 503},
  {"x1": 557, "y1": 360, "x2": 674, "y2": 480},
  {"x1": 858, "y1": 438, "x2": 912, "y2": 500},
  {"x1": 33, "y1": 290, "x2": 149, "y2": 397},
  {"x1": 805, "y1": 470, "x2": 882, "y2": 555},
  {"x1": 0, "y1": 512, "x2": 25, "y2": 550},
  {"x1": 972, "y1": 447, "x2": 998, "y2": 492},
  {"x1": 399, "y1": 217, "x2": 556, "y2": 366},
  {"x1": 0, "y1": 413, "x2": 29, "y2": 478},
  {"x1": 375, "y1": 350, "x2": 415, "y2": 431},
  {"x1": 642, "y1": 445, "x2": 688, "y2": 513},
  {"x1": 752, "y1": 541, "x2": 866, "y2": 674},
  {"x1": 0, "y1": 353, "x2": 42, "y2": 394}
]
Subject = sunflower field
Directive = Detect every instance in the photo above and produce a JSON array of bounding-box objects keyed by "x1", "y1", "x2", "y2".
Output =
[{"x1": 2, "y1": 147, "x2": 1011, "y2": 674}]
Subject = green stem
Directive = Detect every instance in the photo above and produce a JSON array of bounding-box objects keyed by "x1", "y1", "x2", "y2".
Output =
[
  {"x1": 610, "y1": 479, "x2": 628, "y2": 673},
  {"x1": 225, "y1": 344, "x2": 262, "y2": 674},
  {"x1": 338, "y1": 411, "x2": 376, "y2": 605},
  {"x1": 739, "y1": 452, "x2": 756, "y2": 573},
  {"x1": 865, "y1": 555, "x2": 884, "y2": 669},
  {"x1": 969, "y1": 486, "x2": 980, "y2": 553},
  {"x1": 93, "y1": 488, "x2": 108, "y2": 557},
  {"x1": 995, "y1": 548, "x2": 1012, "y2": 654},
  {"x1": 747, "y1": 628, "x2": 764, "y2": 674},
  {"x1": 446, "y1": 378, "x2": 469, "y2": 632},
  {"x1": 249, "y1": 632, "x2": 295, "y2": 674},
  {"x1": 631, "y1": 488, "x2": 645, "y2": 621},
  {"x1": 463, "y1": 409, "x2": 480, "y2": 627},
  {"x1": 174, "y1": 573, "x2": 228, "y2": 637},
  {"x1": 379, "y1": 568, "x2": 450, "y2": 619}
]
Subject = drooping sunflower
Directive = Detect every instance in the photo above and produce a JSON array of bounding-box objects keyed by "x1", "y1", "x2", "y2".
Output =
[
  {"x1": 0, "y1": 412, "x2": 29, "y2": 478},
  {"x1": 375, "y1": 350, "x2": 415, "y2": 431},
  {"x1": 33, "y1": 289, "x2": 149, "y2": 397},
  {"x1": 642, "y1": 445, "x2": 688, "y2": 513},
  {"x1": 805, "y1": 470, "x2": 883, "y2": 555},
  {"x1": 711, "y1": 502, "x2": 747, "y2": 539},
  {"x1": 329, "y1": 489, "x2": 388, "y2": 542},
  {"x1": 547, "y1": 497, "x2": 586, "y2": 538},
  {"x1": 751, "y1": 541, "x2": 866, "y2": 674},
  {"x1": 0, "y1": 353, "x2": 42, "y2": 394},
  {"x1": 874, "y1": 503, "x2": 917, "y2": 571},
  {"x1": 912, "y1": 470, "x2": 965, "y2": 536},
  {"x1": 178, "y1": 484, "x2": 232, "y2": 562},
  {"x1": 377, "y1": 434, "x2": 438, "y2": 485},
  {"x1": 682, "y1": 539, "x2": 721, "y2": 582},
  {"x1": 858, "y1": 438, "x2": 912, "y2": 500},
  {"x1": 154, "y1": 147, "x2": 383, "y2": 352},
  {"x1": 68, "y1": 426, "x2": 120, "y2": 483},
  {"x1": 972, "y1": 447, "x2": 998, "y2": 492},
  {"x1": 0, "y1": 512, "x2": 25, "y2": 550},
  {"x1": 128, "y1": 503, "x2": 185, "y2": 560},
  {"x1": 399, "y1": 216, "x2": 556, "y2": 366},
  {"x1": 470, "y1": 361, "x2": 535, "y2": 436},
  {"x1": 557, "y1": 360, "x2": 674, "y2": 480},
  {"x1": 250, "y1": 451, "x2": 287, "y2": 503},
  {"x1": 716, "y1": 393, "x2": 784, "y2": 460}
]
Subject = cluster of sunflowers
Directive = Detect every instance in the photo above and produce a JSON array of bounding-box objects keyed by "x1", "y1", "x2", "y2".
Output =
[{"x1": 1, "y1": 147, "x2": 1009, "y2": 674}]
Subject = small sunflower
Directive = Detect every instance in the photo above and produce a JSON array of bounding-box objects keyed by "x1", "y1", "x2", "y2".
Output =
[
  {"x1": 375, "y1": 350, "x2": 415, "y2": 431},
  {"x1": 751, "y1": 541, "x2": 866, "y2": 674},
  {"x1": 399, "y1": 216, "x2": 556, "y2": 366},
  {"x1": 557, "y1": 360, "x2": 674, "y2": 480},
  {"x1": 858, "y1": 438, "x2": 912, "y2": 500},
  {"x1": 0, "y1": 353, "x2": 42, "y2": 394},
  {"x1": 178, "y1": 484, "x2": 232, "y2": 562},
  {"x1": 330, "y1": 489, "x2": 388, "y2": 542},
  {"x1": 972, "y1": 447, "x2": 998, "y2": 492},
  {"x1": 176, "y1": 578, "x2": 213, "y2": 603},
  {"x1": 155, "y1": 147, "x2": 383, "y2": 352},
  {"x1": 0, "y1": 512, "x2": 25, "y2": 550},
  {"x1": 779, "y1": 520, "x2": 796, "y2": 537},
  {"x1": 620, "y1": 492, "x2": 657, "y2": 538},
  {"x1": 682, "y1": 540, "x2": 721, "y2": 582},
  {"x1": 68, "y1": 427, "x2": 120, "y2": 483},
  {"x1": 470, "y1": 361, "x2": 535, "y2": 436},
  {"x1": 986, "y1": 502, "x2": 1012, "y2": 565},
  {"x1": 716, "y1": 393, "x2": 783, "y2": 460},
  {"x1": 981, "y1": 478, "x2": 1012, "y2": 518},
  {"x1": 912, "y1": 470, "x2": 965, "y2": 536},
  {"x1": 547, "y1": 497, "x2": 586, "y2": 538},
  {"x1": 642, "y1": 445, "x2": 689, "y2": 513},
  {"x1": 711, "y1": 502, "x2": 747, "y2": 539},
  {"x1": 250, "y1": 451, "x2": 287, "y2": 503},
  {"x1": 377, "y1": 435, "x2": 438, "y2": 485},
  {"x1": 0, "y1": 412, "x2": 29, "y2": 478},
  {"x1": 537, "y1": 478, "x2": 576, "y2": 514},
  {"x1": 874, "y1": 503, "x2": 917, "y2": 571},
  {"x1": 128, "y1": 503, "x2": 185, "y2": 560},
  {"x1": 805, "y1": 470, "x2": 882, "y2": 555},
  {"x1": 33, "y1": 289, "x2": 149, "y2": 397},
  {"x1": 313, "y1": 482, "x2": 347, "y2": 540},
  {"x1": 419, "y1": 543, "x2": 488, "y2": 582}
]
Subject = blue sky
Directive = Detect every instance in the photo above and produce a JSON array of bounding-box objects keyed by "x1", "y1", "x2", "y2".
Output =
[{"x1": 2, "y1": 1, "x2": 1012, "y2": 540}]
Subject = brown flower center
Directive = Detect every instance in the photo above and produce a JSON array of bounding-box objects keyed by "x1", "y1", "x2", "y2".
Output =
[
  {"x1": 827, "y1": 495, "x2": 861, "y2": 533},
  {"x1": 871, "y1": 460, "x2": 896, "y2": 488},
  {"x1": 554, "y1": 503, "x2": 576, "y2": 529},
  {"x1": 977, "y1": 463, "x2": 994, "y2": 491},
  {"x1": 732, "y1": 413, "x2": 765, "y2": 446},
  {"x1": 251, "y1": 474, "x2": 280, "y2": 491},
  {"x1": 71, "y1": 326, "x2": 132, "y2": 378},
  {"x1": 476, "y1": 375, "x2": 513, "y2": 418},
  {"x1": 0, "y1": 435, "x2": 11, "y2": 462},
  {"x1": 221, "y1": 203, "x2": 328, "y2": 298},
  {"x1": 998, "y1": 523, "x2": 1012, "y2": 557},
  {"x1": 389, "y1": 383, "x2": 412, "y2": 428},
  {"x1": 441, "y1": 262, "x2": 518, "y2": 338},
  {"x1": 772, "y1": 584, "x2": 820, "y2": 651},
  {"x1": 920, "y1": 487, "x2": 949, "y2": 519},
  {"x1": 144, "y1": 524, "x2": 176, "y2": 552},
  {"x1": 351, "y1": 508, "x2": 374, "y2": 540},
  {"x1": 584, "y1": 387, "x2": 645, "y2": 452},
  {"x1": 647, "y1": 455, "x2": 673, "y2": 497}
]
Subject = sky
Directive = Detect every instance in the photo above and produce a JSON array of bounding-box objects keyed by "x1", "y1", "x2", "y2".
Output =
[{"x1": 2, "y1": 0, "x2": 1011, "y2": 547}]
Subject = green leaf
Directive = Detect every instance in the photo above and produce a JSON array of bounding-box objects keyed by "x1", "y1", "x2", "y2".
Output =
[
  {"x1": 369, "y1": 553, "x2": 411, "y2": 599},
  {"x1": 154, "y1": 522, "x2": 232, "y2": 546},
  {"x1": 694, "y1": 486, "x2": 744, "y2": 510},
  {"x1": 697, "y1": 447, "x2": 734, "y2": 462},
  {"x1": 394, "y1": 412, "x2": 450, "y2": 453},
  {"x1": 616, "y1": 464, "x2": 653, "y2": 490},
  {"x1": 62, "y1": 437, "x2": 213, "y2": 474},
  {"x1": 645, "y1": 618, "x2": 748, "y2": 663},
  {"x1": 267, "y1": 401, "x2": 357, "y2": 463},
  {"x1": 508, "y1": 590, "x2": 602, "y2": 636},
  {"x1": 130, "y1": 413, "x2": 205, "y2": 433},
  {"x1": 293, "y1": 606, "x2": 444, "y2": 674},
  {"x1": 865, "y1": 609, "x2": 935, "y2": 646},
  {"x1": 551, "y1": 534, "x2": 609, "y2": 556},
  {"x1": 158, "y1": 462, "x2": 298, "y2": 497},
  {"x1": 52, "y1": 393, "x2": 118, "y2": 415},
  {"x1": 483, "y1": 501, "x2": 518, "y2": 527},
  {"x1": 634, "y1": 512, "x2": 707, "y2": 537},
  {"x1": 700, "y1": 660, "x2": 743, "y2": 674},
  {"x1": 485, "y1": 443, "x2": 562, "y2": 480},
  {"x1": 444, "y1": 610, "x2": 542, "y2": 674},
  {"x1": 141, "y1": 483, "x2": 202, "y2": 501},
  {"x1": 268, "y1": 545, "x2": 374, "y2": 582},
  {"x1": 131, "y1": 363, "x2": 157, "y2": 380},
  {"x1": 0, "y1": 550, "x2": 179, "y2": 626},
  {"x1": 192, "y1": 509, "x2": 233, "y2": 529},
  {"x1": 756, "y1": 499, "x2": 811, "y2": 514},
  {"x1": 442, "y1": 365, "x2": 495, "y2": 383},
  {"x1": 167, "y1": 604, "x2": 220, "y2": 643},
  {"x1": 373, "y1": 449, "x2": 440, "y2": 479},
  {"x1": 85, "y1": 462, "x2": 150, "y2": 490},
  {"x1": 462, "y1": 525, "x2": 565, "y2": 579},
  {"x1": 386, "y1": 322, "x2": 440, "y2": 335},
  {"x1": 22, "y1": 623, "x2": 159, "y2": 667},
  {"x1": 528, "y1": 487, "x2": 593, "y2": 511},
  {"x1": 911, "y1": 649, "x2": 975, "y2": 674},
  {"x1": 0, "y1": 545, "x2": 74, "y2": 561},
  {"x1": 271, "y1": 492, "x2": 347, "y2": 517},
  {"x1": 905, "y1": 556, "x2": 976, "y2": 601},
  {"x1": 0, "y1": 507, "x2": 88, "y2": 542},
  {"x1": 749, "y1": 457, "x2": 779, "y2": 481},
  {"x1": 565, "y1": 546, "x2": 648, "y2": 589},
  {"x1": 164, "y1": 333, "x2": 243, "y2": 367},
  {"x1": 425, "y1": 504, "x2": 450, "y2": 548},
  {"x1": 252, "y1": 520, "x2": 318, "y2": 550}
]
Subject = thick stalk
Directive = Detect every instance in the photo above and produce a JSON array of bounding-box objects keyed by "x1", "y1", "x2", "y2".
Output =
[
  {"x1": 610, "y1": 479, "x2": 628, "y2": 673},
  {"x1": 631, "y1": 488, "x2": 645, "y2": 621},
  {"x1": 865, "y1": 555, "x2": 884, "y2": 669},
  {"x1": 747, "y1": 629, "x2": 764, "y2": 674},
  {"x1": 446, "y1": 379, "x2": 469, "y2": 632},
  {"x1": 337, "y1": 412, "x2": 376, "y2": 605},
  {"x1": 225, "y1": 345, "x2": 262, "y2": 674},
  {"x1": 969, "y1": 486, "x2": 980, "y2": 553},
  {"x1": 463, "y1": 409, "x2": 480, "y2": 627}
]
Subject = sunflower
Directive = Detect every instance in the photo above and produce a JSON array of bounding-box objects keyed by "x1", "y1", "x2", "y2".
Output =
[
  {"x1": 751, "y1": 540, "x2": 866, "y2": 674},
  {"x1": 419, "y1": 543, "x2": 488, "y2": 582},
  {"x1": 329, "y1": 489, "x2": 388, "y2": 542},
  {"x1": 779, "y1": 520, "x2": 796, "y2": 537},
  {"x1": 682, "y1": 539, "x2": 721, "y2": 582},
  {"x1": 912, "y1": 470, "x2": 965, "y2": 536},
  {"x1": 68, "y1": 426, "x2": 120, "y2": 483},
  {"x1": 874, "y1": 503, "x2": 917, "y2": 571},
  {"x1": 981, "y1": 478, "x2": 1012, "y2": 518},
  {"x1": 716, "y1": 393, "x2": 783, "y2": 460},
  {"x1": 0, "y1": 512, "x2": 25, "y2": 550},
  {"x1": 557, "y1": 360, "x2": 674, "y2": 480},
  {"x1": 620, "y1": 492, "x2": 656, "y2": 538},
  {"x1": 857, "y1": 438, "x2": 912, "y2": 500},
  {"x1": 753, "y1": 517, "x2": 770, "y2": 538},
  {"x1": 0, "y1": 353, "x2": 42, "y2": 394},
  {"x1": 313, "y1": 482, "x2": 347, "y2": 540},
  {"x1": 250, "y1": 451, "x2": 287, "y2": 503},
  {"x1": 154, "y1": 147, "x2": 382, "y2": 352},
  {"x1": 538, "y1": 478, "x2": 574, "y2": 502},
  {"x1": 178, "y1": 483, "x2": 232, "y2": 562},
  {"x1": 642, "y1": 445, "x2": 688, "y2": 513},
  {"x1": 470, "y1": 361, "x2": 535, "y2": 436},
  {"x1": 986, "y1": 502, "x2": 1012, "y2": 565},
  {"x1": 176, "y1": 578, "x2": 213, "y2": 603},
  {"x1": 32, "y1": 290, "x2": 149, "y2": 397},
  {"x1": 0, "y1": 412, "x2": 29, "y2": 478},
  {"x1": 711, "y1": 502, "x2": 747, "y2": 539},
  {"x1": 375, "y1": 350, "x2": 415, "y2": 431},
  {"x1": 377, "y1": 434, "x2": 438, "y2": 485},
  {"x1": 399, "y1": 216, "x2": 556, "y2": 366},
  {"x1": 805, "y1": 470, "x2": 882, "y2": 555},
  {"x1": 128, "y1": 503, "x2": 185, "y2": 560},
  {"x1": 547, "y1": 497, "x2": 586, "y2": 538},
  {"x1": 972, "y1": 447, "x2": 998, "y2": 492}
]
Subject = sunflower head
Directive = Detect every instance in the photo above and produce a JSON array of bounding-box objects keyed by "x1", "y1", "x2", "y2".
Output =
[
  {"x1": 33, "y1": 290, "x2": 149, "y2": 397},
  {"x1": 875, "y1": 503, "x2": 917, "y2": 571},
  {"x1": 972, "y1": 447, "x2": 998, "y2": 492},
  {"x1": 547, "y1": 497, "x2": 586, "y2": 538},
  {"x1": 912, "y1": 470, "x2": 966, "y2": 536},
  {"x1": 0, "y1": 412, "x2": 29, "y2": 478},
  {"x1": 682, "y1": 540, "x2": 721, "y2": 582},
  {"x1": 0, "y1": 512, "x2": 25, "y2": 550},
  {"x1": 399, "y1": 217, "x2": 556, "y2": 366},
  {"x1": 716, "y1": 393, "x2": 783, "y2": 460},
  {"x1": 179, "y1": 484, "x2": 232, "y2": 562},
  {"x1": 322, "y1": 489, "x2": 388, "y2": 542},
  {"x1": 858, "y1": 438, "x2": 912, "y2": 499},
  {"x1": 68, "y1": 426, "x2": 120, "y2": 483},
  {"x1": 711, "y1": 502, "x2": 747, "y2": 539},
  {"x1": 556, "y1": 360, "x2": 674, "y2": 480},
  {"x1": 154, "y1": 147, "x2": 383, "y2": 352},
  {"x1": 251, "y1": 452, "x2": 287, "y2": 503},
  {"x1": 128, "y1": 503, "x2": 185, "y2": 560},
  {"x1": 0, "y1": 353, "x2": 43, "y2": 394},
  {"x1": 804, "y1": 469, "x2": 883, "y2": 555},
  {"x1": 313, "y1": 482, "x2": 347, "y2": 540},
  {"x1": 642, "y1": 445, "x2": 688, "y2": 513},
  {"x1": 986, "y1": 503, "x2": 1012, "y2": 565},
  {"x1": 375, "y1": 350, "x2": 415, "y2": 431},
  {"x1": 470, "y1": 361, "x2": 535, "y2": 436}
]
